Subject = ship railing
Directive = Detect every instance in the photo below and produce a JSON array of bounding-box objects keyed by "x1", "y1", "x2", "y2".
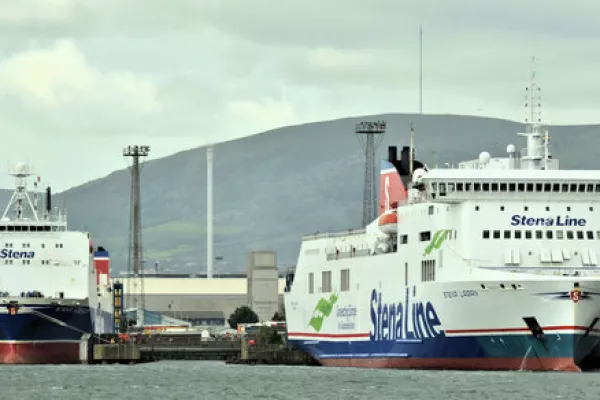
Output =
[
  {"x1": 302, "y1": 228, "x2": 366, "y2": 241},
  {"x1": 325, "y1": 248, "x2": 372, "y2": 261}
]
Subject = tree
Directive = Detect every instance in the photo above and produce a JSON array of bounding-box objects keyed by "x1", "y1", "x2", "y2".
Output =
[
  {"x1": 228, "y1": 305, "x2": 259, "y2": 330},
  {"x1": 272, "y1": 310, "x2": 286, "y2": 321}
]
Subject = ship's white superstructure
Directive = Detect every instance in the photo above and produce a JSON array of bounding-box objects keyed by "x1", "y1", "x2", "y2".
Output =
[{"x1": 284, "y1": 81, "x2": 600, "y2": 371}]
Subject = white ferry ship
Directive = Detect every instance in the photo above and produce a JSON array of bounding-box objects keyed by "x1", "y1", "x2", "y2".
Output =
[
  {"x1": 284, "y1": 84, "x2": 600, "y2": 372},
  {"x1": 0, "y1": 162, "x2": 114, "y2": 363}
]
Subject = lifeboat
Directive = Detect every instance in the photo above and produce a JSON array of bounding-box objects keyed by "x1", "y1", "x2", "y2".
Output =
[{"x1": 378, "y1": 211, "x2": 398, "y2": 234}]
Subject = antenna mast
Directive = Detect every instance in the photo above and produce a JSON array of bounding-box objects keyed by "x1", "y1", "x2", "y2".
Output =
[
  {"x1": 206, "y1": 145, "x2": 214, "y2": 279},
  {"x1": 519, "y1": 57, "x2": 550, "y2": 170},
  {"x1": 355, "y1": 121, "x2": 386, "y2": 226},
  {"x1": 409, "y1": 123, "x2": 415, "y2": 176},
  {"x1": 419, "y1": 25, "x2": 423, "y2": 114}
]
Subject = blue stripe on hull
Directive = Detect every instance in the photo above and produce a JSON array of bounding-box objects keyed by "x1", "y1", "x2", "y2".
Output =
[
  {"x1": 290, "y1": 333, "x2": 600, "y2": 366},
  {"x1": 0, "y1": 305, "x2": 92, "y2": 341}
]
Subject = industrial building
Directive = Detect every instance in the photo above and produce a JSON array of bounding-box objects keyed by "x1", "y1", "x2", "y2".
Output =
[{"x1": 116, "y1": 250, "x2": 286, "y2": 328}]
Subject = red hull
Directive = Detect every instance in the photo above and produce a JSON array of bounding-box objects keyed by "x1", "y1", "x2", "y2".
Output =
[
  {"x1": 0, "y1": 342, "x2": 81, "y2": 364},
  {"x1": 320, "y1": 357, "x2": 580, "y2": 372}
]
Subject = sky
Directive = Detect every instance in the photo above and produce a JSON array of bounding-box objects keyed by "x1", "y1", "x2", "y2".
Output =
[{"x1": 0, "y1": 0, "x2": 599, "y2": 191}]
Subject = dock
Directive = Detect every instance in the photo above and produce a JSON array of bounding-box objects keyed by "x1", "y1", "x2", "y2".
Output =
[{"x1": 226, "y1": 332, "x2": 318, "y2": 366}]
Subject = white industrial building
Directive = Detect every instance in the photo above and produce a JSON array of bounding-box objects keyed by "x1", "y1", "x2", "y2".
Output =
[{"x1": 117, "y1": 250, "x2": 286, "y2": 327}]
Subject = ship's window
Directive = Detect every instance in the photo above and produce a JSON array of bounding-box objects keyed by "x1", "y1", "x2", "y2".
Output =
[
  {"x1": 514, "y1": 230, "x2": 522, "y2": 239},
  {"x1": 509, "y1": 183, "x2": 516, "y2": 192},
  {"x1": 597, "y1": 231, "x2": 600, "y2": 239},
  {"x1": 577, "y1": 231, "x2": 584, "y2": 240},
  {"x1": 482, "y1": 230, "x2": 490, "y2": 239},
  {"x1": 526, "y1": 183, "x2": 534, "y2": 192},
  {"x1": 546, "y1": 230, "x2": 553, "y2": 239},
  {"x1": 420, "y1": 231, "x2": 431, "y2": 241},
  {"x1": 556, "y1": 230, "x2": 564, "y2": 239},
  {"x1": 500, "y1": 206, "x2": 505, "y2": 211},
  {"x1": 7, "y1": 226, "x2": 14, "y2": 231},
  {"x1": 421, "y1": 260, "x2": 436, "y2": 282},
  {"x1": 590, "y1": 207, "x2": 594, "y2": 212},
  {"x1": 41, "y1": 244, "x2": 45, "y2": 248},
  {"x1": 493, "y1": 230, "x2": 500, "y2": 239},
  {"x1": 545, "y1": 183, "x2": 552, "y2": 192},
  {"x1": 400, "y1": 234, "x2": 408, "y2": 244},
  {"x1": 447, "y1": 183, "x2": 455, "y2": 192},
  {"x1": 524, "y1": 206, "x2": 529, "y2": 211},
  {"x1": 405, "y1": 263, "x2": 409, "y2": 286},
  {"x1": 596, "y1": 184, "x2": 600, "y2": 192},
  {"x1": 586, "y1": 231, "x2": 593, "y2": 240},
  {"x1": 465, "y1": 182, "x2": 472, "y2": 191},
  {"x1": 340, "y1": 269, "x2": 350, "y2": 292},
  {"x1": 500, "y1": 284, "x2": 505, "y2": 289},
  {"x1": 525, "y1": 230, "x2": 532, "y2": 239},
  {"x1": 0, "y1": 226, "x2": 4, "y2": 231},
  {"x1": 552, "y1": 183, "x2": 560, "y2": 192},
  {"x1": 474, "y1": 183, "x2": 481, "y2": 192},
  {"x1": 504, "y1": 230, "x2": 511, "y2": 239},
  {"x1": 454, "y1": 230, "x2": 458, "y2": 240},
  {"x1": 546, "y1": 206, "x2": 550, "y2": 211},
  {"x1": 579, "y1": 184, "x2": 586, "y2": 192},
  {"x1": 428, "y1": 205, "x2": 434, "y2": 215},
  {"x1": 439, "y1": 183, "x2": 446, "y2": 193},
  {"x1": 535, "y1": 230, "x2": 543, "y2": 239},
  {"x1": 570, "y1": 183, "x2": 577, "y2": 192},
  {"x1": 518, "y1": 183, "x2": 525, "y2": 192},
  {"x1": 588, "y1": 184, "x2": 594, "y2": 192},
  {"x1": 456, "y1": 182, "x2": 464, "y2": 191},
  {"x1": 482, "y1": 183, "x2": 489, "y2": 191},
  {"x1": 475, "y1": 206, "x2": 479, "y2": 211},
  {"x1": 567, "y1": 231, "x2": 574, "y2": 240},
  {"x1": 491, "y1": 183, "x2": 498, "y2": 192},
  {"x1": 321, "y1": 271, "x2": 332, "y2": 293},
  {"x1": 432, "y1": 182, "x2": 437, "y2": 192},
  {"x1": 308, "y1": 273, "x2": 314, "y2": 294},
  {"x1": 535, "y1": 183, "x2": 543, "y2": 192},
  {"x1": 567, "y1": 206, "x2": 571, "y2": 211},
  {"x1": 500, "y1": 183, "x2": 507, "y2": 191}
]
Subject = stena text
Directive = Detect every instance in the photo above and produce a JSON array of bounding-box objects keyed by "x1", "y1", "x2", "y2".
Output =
[{"x1": 370, "y1": 288, "x2": 444, "y2": 341}]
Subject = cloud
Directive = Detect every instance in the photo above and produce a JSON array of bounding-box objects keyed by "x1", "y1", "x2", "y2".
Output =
[
  {"x1": 226, "y1": 98, "x2": 296, "y2": 133},
  {"x1": 0, "y1": 39, "x2": 160, "y2": 114},
  {"x1": 0, "y1": 0, "x2": 76, "y2": 24}
]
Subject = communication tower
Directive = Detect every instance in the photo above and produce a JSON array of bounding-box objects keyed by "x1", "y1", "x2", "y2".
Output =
[
  {"x1": 123, "y1": 145, "x2": 150, "y2": 317},
  {"x1": 355, "y1": 121, "x2": 386, "y2": 226}
]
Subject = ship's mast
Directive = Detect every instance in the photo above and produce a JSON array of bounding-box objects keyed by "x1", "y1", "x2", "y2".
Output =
[
  {"x1": 1, "y1": 162, "x2": 41, "y2": 222},
  {"x1": 518, "y1": 57, "x2": 550, "y2": 170}
]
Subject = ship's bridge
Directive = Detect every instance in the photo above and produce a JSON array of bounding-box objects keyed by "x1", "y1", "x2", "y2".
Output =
[{"x1": 421, "y1": 169, "x2": 600, "y2": 204}]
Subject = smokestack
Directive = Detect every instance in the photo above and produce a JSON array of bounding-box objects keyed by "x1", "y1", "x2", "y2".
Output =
[
  {"x1": 46, "y1": 186, "x2": 51, "y2": 214},
  {"x1": 206, "y1": 146, "x2": 214, "y2": 279},
  {"x1": 388, "y1": 146, "x2": 398, "y2": 163}
]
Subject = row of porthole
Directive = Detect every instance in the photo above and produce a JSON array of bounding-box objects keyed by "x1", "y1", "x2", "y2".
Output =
[
  {"x1": 480, "y1": 283, "x2": 523, "y2": 290},
  {"x1": 475, "y1": 206, "x2": 594, "y2": 212}
]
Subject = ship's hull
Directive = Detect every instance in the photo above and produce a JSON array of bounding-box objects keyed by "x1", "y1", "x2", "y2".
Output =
[
  {"x1": 0, "y1": 304, "x2": 92, "y2": 364},
  {"x1": 286, "y1": 279, "x2": 600, "y2": 372}
]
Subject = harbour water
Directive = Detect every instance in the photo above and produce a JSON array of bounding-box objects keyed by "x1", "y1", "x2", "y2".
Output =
[{"x1": 6, "y1": 361, "x2": 600, "y2": 399}]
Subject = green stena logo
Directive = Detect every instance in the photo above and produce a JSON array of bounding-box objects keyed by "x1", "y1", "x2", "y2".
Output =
[
  {"x1": 423, "y1": 229, "x2": 452, "y2": 256},
  {"x1": 308, "y1": 293, "x2": 339, "y2": 332}
]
